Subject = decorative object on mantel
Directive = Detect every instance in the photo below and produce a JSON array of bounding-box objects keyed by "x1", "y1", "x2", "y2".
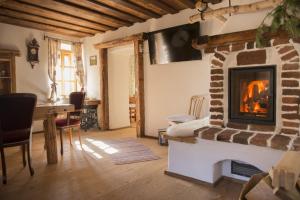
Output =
[
  {"x1": 89, "y1": 55, "x2": 97, "y2": 66},
  {"x1": 256, "y1": 0, "x2": 300, "y2": 47},
  {"x1": 27, "y1": 38, "x2": 39, "y2": 68},
  {"x1": 190, "y1": 0, "x2": 282, "y2": 23}
]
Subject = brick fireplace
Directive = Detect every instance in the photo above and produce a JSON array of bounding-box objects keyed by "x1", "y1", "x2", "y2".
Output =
[
  {"x1": 197, "y1": 37, "x2": 300, "y2": 151},
  {"x1": 167, "y1": 36, "x2": 300, "y2": 185}
]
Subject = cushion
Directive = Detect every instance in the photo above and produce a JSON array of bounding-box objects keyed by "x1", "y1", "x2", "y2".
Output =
[
  {"x1": 3, "y1": 129, "x2": 31, "y2": 144},
  {"x1": 55, "y1": 118, "x2": 81, "y2": 127},
  {"x1": 166, "y1": 117, "x2": 209, "y2": 137},
  {"x1": 166, "y1": 114, "x2": 196, "y2": 123}
]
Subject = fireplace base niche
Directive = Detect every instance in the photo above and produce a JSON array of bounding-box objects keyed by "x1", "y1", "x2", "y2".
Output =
[{"x1": 229, "y1": 65, "x2": 276, "y2": 125}]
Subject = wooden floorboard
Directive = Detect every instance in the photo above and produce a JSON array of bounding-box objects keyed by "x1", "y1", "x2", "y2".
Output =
[{"x1": 0, "y1": 128, "x2": 242, "y2": 200}]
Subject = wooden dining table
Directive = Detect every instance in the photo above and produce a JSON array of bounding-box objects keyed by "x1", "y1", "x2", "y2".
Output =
[{"x1": 33, "y1": 103, "x2": 74, "y2": 164}]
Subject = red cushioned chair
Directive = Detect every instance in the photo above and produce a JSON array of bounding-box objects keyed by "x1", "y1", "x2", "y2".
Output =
[
  {"x1": 0, "y1": 93, "x2": 37, "y2": 184},
  {"x1": 56, "y1": 92, "x2": 85, "y2": 155}
]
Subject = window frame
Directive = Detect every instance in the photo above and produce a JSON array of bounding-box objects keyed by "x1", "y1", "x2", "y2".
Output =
[{"x1": 57, "y1": 49, "x2": 77, "y2": 98}]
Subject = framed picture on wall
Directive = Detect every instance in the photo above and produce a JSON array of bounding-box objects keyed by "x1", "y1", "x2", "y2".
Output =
[{"x1": 90, "y1": 55, "x2": 97, "y2": 66}]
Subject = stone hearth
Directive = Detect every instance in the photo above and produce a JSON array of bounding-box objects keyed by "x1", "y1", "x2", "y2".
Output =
[{"x1": 195, "y1": 126, "x2": 300, "y2": 151}]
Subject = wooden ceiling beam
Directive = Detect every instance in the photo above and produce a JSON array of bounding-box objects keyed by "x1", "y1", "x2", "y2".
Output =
[
  {"x1": 94, "y1": 33, "x2": 144, "y2": 49},
  {"x1": 95, "y1": 0, "x2": 161, "y2": 20},
  {"x1": 129, "y1": 0, "x2": 178, "y2": 15},
  {"x1": 0, "y1": 8, "x2": 99, "y2": 35},
  {"x1": 18, "y1": 0, "x2": 128, "y2": 28},
  {"x1": 0, "y1": 0, "x2": 7, "y2": 6},
  {"x1": 175, "y1": 0, "x2": 196, "y2": 8},
  {"x1": 62, "y1": 0, "x2": 144, "y2": 23},
  {"x1": 0, "y1": 15, "x2": 90, "y2": 37},
  {"x1": 164, "y1": 0, "x2": 195, "y2": 10},
  {"x1": 2, "y1": 1, "x2": 108, "y2": 32}
]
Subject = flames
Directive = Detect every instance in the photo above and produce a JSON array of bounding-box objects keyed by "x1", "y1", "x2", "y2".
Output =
[{"x1": 240, "y1": 80, "x2": 269, "y2": 114}]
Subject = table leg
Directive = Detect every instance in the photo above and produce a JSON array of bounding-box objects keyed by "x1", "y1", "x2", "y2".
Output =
[{"x1": 43, "y1": 114, "x2": 58, "y2": 164}]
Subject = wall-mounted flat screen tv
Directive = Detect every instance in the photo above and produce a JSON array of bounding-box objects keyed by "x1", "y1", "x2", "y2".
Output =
[{"x1": 147, "y1": 22, "x2": 201, "y2": 65}]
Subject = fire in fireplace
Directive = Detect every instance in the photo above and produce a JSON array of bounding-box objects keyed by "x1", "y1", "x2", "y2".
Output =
[{"x1": 229, "y1": 66, "x2": 276, "y2": 125}]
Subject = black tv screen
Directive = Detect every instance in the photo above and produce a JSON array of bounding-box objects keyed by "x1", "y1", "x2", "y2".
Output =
[{"x1": 148, "y1": 22, "x2": 201, "y2": 65}]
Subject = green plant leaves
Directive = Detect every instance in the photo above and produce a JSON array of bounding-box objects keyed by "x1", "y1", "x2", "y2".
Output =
[{"x1": 256, "y1": 0, "x2": 300, "y2": 47}]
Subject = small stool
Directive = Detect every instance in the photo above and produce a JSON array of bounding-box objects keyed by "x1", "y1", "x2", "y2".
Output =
[{"x1": 158, "y1": 128, "x2": 168, "y2": 146}]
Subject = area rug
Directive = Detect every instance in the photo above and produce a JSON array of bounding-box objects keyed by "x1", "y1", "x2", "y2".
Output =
[{"x1": 103, "y1": 138, "x2": 160, "y2": 165}]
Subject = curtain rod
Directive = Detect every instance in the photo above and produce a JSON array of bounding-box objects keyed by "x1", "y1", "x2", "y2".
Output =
[{"x1": 44, "y1": 35, "x2": 82, "y2": 44}]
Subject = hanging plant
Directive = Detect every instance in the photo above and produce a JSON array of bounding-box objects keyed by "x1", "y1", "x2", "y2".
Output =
[{"x1": 256, "y1": 0, "x2": 300, "y2": 47}]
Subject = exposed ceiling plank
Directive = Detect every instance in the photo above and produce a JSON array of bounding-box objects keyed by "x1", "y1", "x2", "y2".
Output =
[
  {"x1": 174, "y1": 0, "x2": 195, "y2": 9},
  {"x1": 0, "y1": 8, "x2": 99, "y2": 35},
  {"x1": 62, "y1": 0, "x2": 144, "y2": 23},
  {"x1": 2, "y1": 1, "x2": 109, "y2": 32},
  {"x1": 163, "y1": 0, "x2": 186, "y2": 10},
  {"x1": 0, "y1": 15, "x2": 89, "y2": 37},
  {"x1": 18, "y1": 0, "x2": 128, "y2": 28},
  {"x1": 95, "y1": 0, "x2": 161, "y2": 20},
  {"x1": 0, "y1": 0, "x2": 7, "y2": 6},
  {"x1": 129, "y1": 0, "x2": 178, "y2": 15}
]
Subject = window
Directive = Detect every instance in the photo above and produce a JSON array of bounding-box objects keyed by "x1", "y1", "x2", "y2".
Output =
[{"x1": 56, "y1": 43, "x2": 77, "y2": 98}]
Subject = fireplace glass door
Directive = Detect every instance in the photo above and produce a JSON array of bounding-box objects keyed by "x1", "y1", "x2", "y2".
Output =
[{"x1": 229, "y1": 66, "x2": 276, "y2": 125}]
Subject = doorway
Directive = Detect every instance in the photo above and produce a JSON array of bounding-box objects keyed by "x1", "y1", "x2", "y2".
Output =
[
  {"x1": 107, "y1": 44, "x2": 135, "y2": 129},
  {"x1": 94, "y1": 34, "x2": 145, "y2": 137}
]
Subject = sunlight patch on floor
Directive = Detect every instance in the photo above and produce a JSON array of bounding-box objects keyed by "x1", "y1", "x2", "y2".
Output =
[
  {"x1": 74, "y1": 140, "x2": 103, "y2": 159},
  {"x1": 85, "y1": 138, "x2": 119, "y2": 154}
]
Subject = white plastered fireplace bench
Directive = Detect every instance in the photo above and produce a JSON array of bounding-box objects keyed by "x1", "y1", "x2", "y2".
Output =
[{"x1": 165, "y1": 124, "x2": 300, "y2": 185}]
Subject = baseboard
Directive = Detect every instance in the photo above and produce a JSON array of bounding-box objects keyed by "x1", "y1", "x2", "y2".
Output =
[
  {"x1": 109, "y1": 126, "x2": 132, "y2": 131},
  {"x1": 143, "y1": 135, "x2": 158, "y2": 139},
  {"x1": 164, "y1": 170, "x2": 246, "y2": 187},
  {"x1": 164, "y1": 170, "x2": 215, "y2": 187},
  {"x1": 222, "y1": 176, "x2": 247, "y2": 185}
]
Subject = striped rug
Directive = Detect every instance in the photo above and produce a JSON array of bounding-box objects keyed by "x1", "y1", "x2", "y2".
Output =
[{"x1": 103, "y1": 138, "x2": 160, "y2": 165}]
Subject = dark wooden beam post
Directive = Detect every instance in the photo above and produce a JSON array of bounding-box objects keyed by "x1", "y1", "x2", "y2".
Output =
[
  {"x1": 134, "y1": 40, "x2": 145, "y2": 137},
  {"x1": 99, "y1": 48, "x2": 109, "y2": 130}
]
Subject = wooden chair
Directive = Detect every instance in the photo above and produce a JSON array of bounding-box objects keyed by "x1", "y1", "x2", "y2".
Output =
[
  {"x1": 188, "y1": 95, "x2": 205, "y2": 120},
  {"x1": 129, "y1": 96, "x2": 136, "y2": 122},
  {"x1": 167, "y1": 95, "x2": 205, "y2": 125},
  {"x1": 0, "y1": 93, "x2": 37, "y2": 184},
  {"x1": 56, "y1": 92, "x2": 85, "y2": 155}
]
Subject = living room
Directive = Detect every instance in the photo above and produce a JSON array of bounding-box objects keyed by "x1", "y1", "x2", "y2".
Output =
[{"x1": 0, "y1": 0, "x2": 299, "y2": 199}]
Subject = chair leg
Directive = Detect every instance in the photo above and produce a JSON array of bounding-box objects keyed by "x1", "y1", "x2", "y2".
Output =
[
  {"x1": 1, "y1": 148, "x2": 7, "y2": 184},
  {"x1": 78, "y1": 127, "x2": 82, "y2": 147},
  {"x1": 26, "y1": 143, "x2": 34, "y2": 176},
  {"x1": 22, "y1": 144, "x2": 26, "y2": 167},
  {"x1": 69, "y1": 128, "x2": 73, "y2": 146},
  {"x1": 59, "y1": 129, "x2": 63, "y2": 155}
]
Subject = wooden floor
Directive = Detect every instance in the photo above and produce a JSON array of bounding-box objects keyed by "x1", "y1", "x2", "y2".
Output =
[{"x1": 0, "y1": 128, "x2": 242, "y2": 200}]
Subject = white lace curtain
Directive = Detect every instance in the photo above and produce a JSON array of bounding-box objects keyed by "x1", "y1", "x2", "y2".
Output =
[
  {"x1": 48, "y1": 39, "x2": 60, "y2": 102},
  {"x1": 72, "y1": 43, "x2": 85, "y2": 91}
]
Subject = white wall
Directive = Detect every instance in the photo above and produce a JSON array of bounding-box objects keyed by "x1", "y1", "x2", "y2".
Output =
[
  {"x1": 82, "y1": 4, "x2": 271, "y2": 137},
  {"x1": 0, "y1": 23, "x2": 80, "y2": 131},
  {"x1": 108, "y1": 44, "x2": 133, "y2": 129},
  {"x1": 0, "y1": 23, "x2": 49, "y2": 102}
]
